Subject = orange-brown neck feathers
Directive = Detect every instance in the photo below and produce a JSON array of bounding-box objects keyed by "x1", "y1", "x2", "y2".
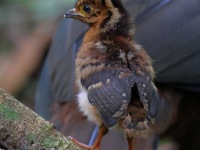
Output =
[{"x1": 81, "y1": 0, "x2": 133, "y2": 43}]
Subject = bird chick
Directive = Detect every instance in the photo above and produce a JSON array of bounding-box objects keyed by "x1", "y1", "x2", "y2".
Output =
[{"x1": 64, "y1": 0, "x2": 159, "y2": 149}]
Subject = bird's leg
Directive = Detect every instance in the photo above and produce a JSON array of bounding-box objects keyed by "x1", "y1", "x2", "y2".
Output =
[
  {"x1": 90, "y1": 125, "x2": 108, "y2": 149},
  {"x1": 127, "y1": 137, "x2": 134, "y2": 150},
  {"x1": 68, "y1": 125, "x2": 108, "y2": 150}
]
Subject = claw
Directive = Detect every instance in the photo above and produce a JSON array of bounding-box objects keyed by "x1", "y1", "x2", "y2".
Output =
[
  {"x1": 67, "y1": 125, "x2": 107, "y2": 150},
  {"x1": 68, "y1": 136, "x2": 94, "y2": 150}
]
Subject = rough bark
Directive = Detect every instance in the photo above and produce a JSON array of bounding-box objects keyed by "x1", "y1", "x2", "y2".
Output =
[{"x1": 0, "y1": 88, "x2": 84, "y2": 150}]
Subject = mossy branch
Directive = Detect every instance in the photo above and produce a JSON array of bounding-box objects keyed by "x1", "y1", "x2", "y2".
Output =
[{"x1": 0, "y1": 88, "x2": 84, "y2": 150}]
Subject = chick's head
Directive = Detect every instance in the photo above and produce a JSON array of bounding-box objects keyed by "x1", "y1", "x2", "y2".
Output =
[{"x1": 64, "y1": 0, "x2": 124, "y2": 24}]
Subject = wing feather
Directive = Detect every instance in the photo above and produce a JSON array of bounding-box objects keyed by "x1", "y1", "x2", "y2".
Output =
[
  {"x1": 83, "y1": 68, "x2": 132, "y2": 128},
  {"x1": 81, "y1": 66, "x2": 159, "y2": 128},
  {"x1": 134, "y1": 72, "x2": 159, "y2": 121}
]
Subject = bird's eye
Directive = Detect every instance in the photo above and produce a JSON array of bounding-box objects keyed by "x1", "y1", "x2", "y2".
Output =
[{"x1": 81, "y1": 4, "x2": 93, "y2": 14}]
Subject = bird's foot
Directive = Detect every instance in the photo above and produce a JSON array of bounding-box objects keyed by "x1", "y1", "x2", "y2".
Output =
[
  {"x1": 68, "y1": 136, "x2": 100, "y2": 150},
  {"x1": 127, "y1": 137, "x2": 134, "y2": 150}
]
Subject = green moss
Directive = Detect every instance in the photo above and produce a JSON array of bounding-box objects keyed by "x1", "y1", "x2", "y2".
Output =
[
  {"x1": 40, "y1": 124, "x2": 53, "y2": 133},
  {"x1": 0, "y1": 105, "x2": 19, "y2": 121},
  {"x1": 40, "y1": 136, "x2": 67, "y2": 148},
  {"x1": 26, "y1": 133, "x2": 36, "y2": 143}
]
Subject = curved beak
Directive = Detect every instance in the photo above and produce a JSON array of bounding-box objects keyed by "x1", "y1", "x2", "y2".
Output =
[{"x1": 64, "y1": 8, "x2": 80, "y2": 18}]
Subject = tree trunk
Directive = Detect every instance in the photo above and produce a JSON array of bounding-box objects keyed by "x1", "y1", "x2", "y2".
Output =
[{"x1": 0, "y1": 88, "x2": 84, "y2": 150}]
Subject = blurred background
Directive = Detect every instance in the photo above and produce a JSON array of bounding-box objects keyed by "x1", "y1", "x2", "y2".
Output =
[{"x1": 0, "y1": 0, "x2": 75, "y2": 108}]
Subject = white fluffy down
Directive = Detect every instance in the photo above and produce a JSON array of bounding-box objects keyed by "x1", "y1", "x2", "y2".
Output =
[{"x1": 77, "y1": 88, "x2": 102, "y2": 126}]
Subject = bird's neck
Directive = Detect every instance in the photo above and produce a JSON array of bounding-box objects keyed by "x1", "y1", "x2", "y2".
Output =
[{"x1": 83, "y1": 9, "x2": 134, "y2": 43}]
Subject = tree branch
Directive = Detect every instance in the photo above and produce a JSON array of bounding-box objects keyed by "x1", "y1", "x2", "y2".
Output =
[{"x1": 0, "y1": 88, "x2": 84, "y2": 150}]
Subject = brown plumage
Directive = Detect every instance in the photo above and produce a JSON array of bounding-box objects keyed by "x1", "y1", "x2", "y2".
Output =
[{"x1": 64, "y1": 0, "x2": 159, "y2": 149}]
